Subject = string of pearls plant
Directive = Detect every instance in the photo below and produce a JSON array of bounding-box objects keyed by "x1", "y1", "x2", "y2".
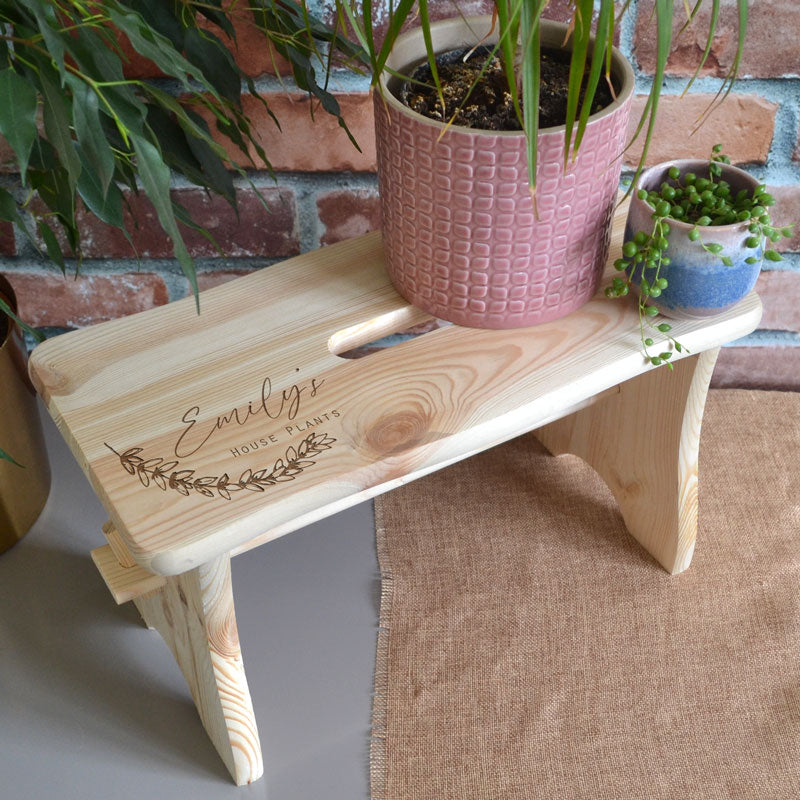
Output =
[{"x1": 607, "y1": 146, "x2": 793, "y2": 368}]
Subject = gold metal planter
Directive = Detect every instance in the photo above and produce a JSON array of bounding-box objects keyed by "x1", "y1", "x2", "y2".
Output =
[{"x1": 0, "y1": 275, "x2": 50, "y2": 552}]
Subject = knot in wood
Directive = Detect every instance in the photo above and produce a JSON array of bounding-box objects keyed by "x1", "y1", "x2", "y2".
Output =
[
  {"x1": 365, "y1": 409, "x2": 431, "y2": 456},
  {"x1": 208, "y1": 611, "x2": 241, "y2": 659}
]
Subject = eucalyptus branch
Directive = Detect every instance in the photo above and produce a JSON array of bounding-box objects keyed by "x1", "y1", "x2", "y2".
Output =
[
  {"x1": 0, "y1": 0, "x2": 364, "y2": 330},
  {"x1": 105, "y1": 432, "x2": 337, "y2": 501}
]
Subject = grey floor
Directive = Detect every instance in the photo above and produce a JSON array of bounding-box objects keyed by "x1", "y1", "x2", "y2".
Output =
[{"x1": 0, "y1": 405, "x2": 378, "y2": 799}]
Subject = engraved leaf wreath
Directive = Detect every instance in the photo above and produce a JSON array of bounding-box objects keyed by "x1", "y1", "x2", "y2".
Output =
[{"x1": 104, "y1": 432, "x2": 336, "y2": 501}]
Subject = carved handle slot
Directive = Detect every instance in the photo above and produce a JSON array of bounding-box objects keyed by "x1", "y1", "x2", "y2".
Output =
[{"x1": 327, "y1": 306, "x2": 439, "y2": 358}]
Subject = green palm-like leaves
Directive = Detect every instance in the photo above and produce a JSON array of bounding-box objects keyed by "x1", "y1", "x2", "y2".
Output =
[
  {"x1": 563, "y1": 0, "x2": 593, "y2": 170},
  {"x1": 520, "y1": 2, "x2": 545, "y2": 198},
  {"x1": 572, "y1": 0, "x2": 614, "y2": 160},
  {"x1": 341, "y1": 0, "x2": 748, "y2": 192},
  {"x1": 626, "y1": 0, "x2": 675, "y2": 191}
]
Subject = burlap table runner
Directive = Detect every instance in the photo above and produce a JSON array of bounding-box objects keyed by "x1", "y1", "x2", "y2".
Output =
[{"x1": 371, "y1": 389, "x2": 799, "y2": 799}]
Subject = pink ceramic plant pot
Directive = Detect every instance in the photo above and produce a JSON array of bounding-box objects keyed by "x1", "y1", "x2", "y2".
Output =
[{"x1": 375, "y1": 16, "x2": 635, "y2": 329}]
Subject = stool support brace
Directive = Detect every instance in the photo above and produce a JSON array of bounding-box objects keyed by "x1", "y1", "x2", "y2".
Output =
[
  {"x1": 534, "y1": 349, "x2": 719, "y2": 574},
  {"x1": 133, "y1": 555, "x2": 263, "y2": 785}
]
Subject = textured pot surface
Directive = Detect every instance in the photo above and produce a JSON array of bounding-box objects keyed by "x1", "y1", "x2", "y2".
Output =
[
  {"x1": 0, "y1": 276, "x2": 50, "y2": 551},
  {"x1": 375, "y1": 16, "x2": 634, "y2": 329},
  {"x1": 626, "y1": 160, "x2": 762, "y2": 320}
]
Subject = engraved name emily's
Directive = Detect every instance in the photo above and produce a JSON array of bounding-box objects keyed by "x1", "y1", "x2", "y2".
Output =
[{"x1": 174, "y1": 374, "x2": 325, "y2": 458}]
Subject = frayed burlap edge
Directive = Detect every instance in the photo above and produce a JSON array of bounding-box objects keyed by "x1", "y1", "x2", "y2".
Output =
[{"x1": 370, "y1": 499, "x2": 393, "y2": 800}]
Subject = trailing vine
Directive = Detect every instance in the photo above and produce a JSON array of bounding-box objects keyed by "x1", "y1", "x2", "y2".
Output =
[{"x1": 608, "y1": 145, "x2": 793, "y2": 367}]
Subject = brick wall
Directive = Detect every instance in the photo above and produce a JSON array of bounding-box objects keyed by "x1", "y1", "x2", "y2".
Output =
[{"x1": 1, "y1": 0, "x2": 798, "y2": 389}]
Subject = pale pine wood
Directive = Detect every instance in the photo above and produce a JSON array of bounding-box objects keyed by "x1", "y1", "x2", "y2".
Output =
[
  {"x1": 227, "y1": 383, "x2": 622, "y2": 560},
  {"x1": 101, "y1": 520, "x2": 137, "y2": 568},
  {"x1": 132, "y1": 555, "x2": 263, "y2": 786},
  {"x1": 28, "y1": 198, "x2": 763, "y2": 577},
  {"x1": 31, "y1": 198, "x2": 763, "y2": 788},
  {"x1": 534, "y1": 348, "x2": 720, "y2": 574},
  {"x1": 91, "y1": 544, "x2": 166, "y2": 604}
]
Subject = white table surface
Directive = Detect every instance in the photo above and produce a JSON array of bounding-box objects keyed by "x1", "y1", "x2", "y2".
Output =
[{"x1": 0, "y1": 403, "x2": 377, "y2": 799}]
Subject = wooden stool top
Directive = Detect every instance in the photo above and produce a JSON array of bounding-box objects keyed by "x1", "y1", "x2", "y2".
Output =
[{"x1": 28, "y1": 201, "x2": 762, "y2": 576}]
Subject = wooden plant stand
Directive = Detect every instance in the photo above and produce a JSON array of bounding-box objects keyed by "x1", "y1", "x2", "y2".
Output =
[{"x1": 28, "y1": 200, "x2": 761, "y2": 785}]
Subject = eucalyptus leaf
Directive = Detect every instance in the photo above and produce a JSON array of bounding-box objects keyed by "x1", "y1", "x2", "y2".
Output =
[
  {"x1": 0, "y1": 0, "x2": 365, "y2": 317},
  {"x1": 144, "y1": 105, "x2": 206, "y2": 176},
  {"x1": 67, "y1": 75, "x2": 115, "y2": 198},
  {"x1": 132, "y1": 0, "x2": 186, "y2": 49},
  {"x1": 173, "y1": 200, "x2": 224, "y2": 256},
  {"x1": 0, "y1": 69, "x2": 39, "y2": 183},
  {"x1": 29, "y1": 136, "x2": 61, "y2": 173},
  {"x1": 39, "y1": 71, "x2": 81, "y2": 193},
  {"x1": 0, "y1": 296, "x2": 44, "y2": 343},
  {"x1": 29, "y1": 0, "x2": 66, "y2": 83},
  {"x1": 0, "y1": 186, "x2": 20, "y2": 222},
  {"x1": 144, "y1": 104, "x2": 234, "y2": 204},
  {"x1": 0, "y1": 187, "x2": 37, "y2": 250},
  {"x1": 76, "y1": 150, "x2": 125, "y2": 230},
  {"x1": 184, "y1": 113, "x2": 237, "y2": 205},
  {"x1": 131, "y1": 134, "x2": 198, "y2": 302},
  {"x1": 139, "y1": 84, "x2": 229, "y2": 160},
  {"x1": 37, "y1": 219, "x2": 66, "y2": 275},
  {"x1": 28, "y1": 165, "x2": 77, "y2": 251},
  {"x1": 184, "y1": 28, "x2": 241, "y2": 104},
  {"x1": 109, "y1": 7, "x2": 218, "y2": 99},
  {"x1": 196, "y1": 0, "x2": 236, "y2": 39}
]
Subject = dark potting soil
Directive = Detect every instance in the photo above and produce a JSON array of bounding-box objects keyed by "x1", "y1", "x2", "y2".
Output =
[{"x1": 398, "y1": 46, "x2": 616, "y2": 131}]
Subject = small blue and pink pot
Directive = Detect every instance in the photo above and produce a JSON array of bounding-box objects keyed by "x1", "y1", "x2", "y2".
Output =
[{"x1": 625, "y1": 159, "x2": 762, "y2": 319}]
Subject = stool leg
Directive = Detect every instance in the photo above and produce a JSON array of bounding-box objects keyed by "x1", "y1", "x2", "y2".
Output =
[
  {"x1": 534, "y1": 348, "x2": 719, "y2": 574},
  {"x1": 133, "y1": 555, "x2": 263, "y2": 785}
]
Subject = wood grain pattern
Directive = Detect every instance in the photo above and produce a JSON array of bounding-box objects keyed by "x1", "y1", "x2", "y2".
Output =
[
  {"x1": 29, "y1": 199, "x2": 763, "y2": 576},
  {"x1": 101, "y1": 520, "x2": 137, "y2": 568},
  {"x1": 132, "y1": 555, "x2": 263, "y2": 786},
  {"x1": 535, "y1": 349, "x2": 720, "y2": 573},
  {"x1": 91, "y1": 544, "x2": 166, "y2": 604}
]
